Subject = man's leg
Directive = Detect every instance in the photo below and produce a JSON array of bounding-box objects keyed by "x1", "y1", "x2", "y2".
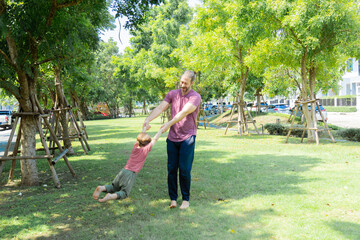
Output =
[
  {"x1": 167, "y1": 138, "x2": 180, "y2": 207},
  {"x1": 179, "y1": 136, "x2": 195, "y2": 209}
]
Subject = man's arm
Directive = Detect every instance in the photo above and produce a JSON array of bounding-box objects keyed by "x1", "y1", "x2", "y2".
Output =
[
  {"x1": 143, "y1": 100, "x2": 170, "y2": 132},
  {"x1": 161, "y1": 102, "x2": 197, "y2": 133}
]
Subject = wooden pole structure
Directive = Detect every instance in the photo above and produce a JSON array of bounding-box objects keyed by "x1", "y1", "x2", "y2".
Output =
[
  {"x1": 197, "y1": 105, "x2": 210, "y2": 129},
  {"x1": 34, "y1": 97, "x2": 76, "y2": 176},
  {"x1": 224, "y1": 95, "x2": 259, "y2": 136},
  {"x1": 285, "y1": 99, "x2": 335, "y2": 144}
]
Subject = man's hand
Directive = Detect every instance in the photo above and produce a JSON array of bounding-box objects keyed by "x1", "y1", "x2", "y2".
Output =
[
  {"x1": 161, "y1": 122, "x2": 171, "y2": 133},
  {"x1": 142, "y1": 121, "x2": 151, "y2": 132}
]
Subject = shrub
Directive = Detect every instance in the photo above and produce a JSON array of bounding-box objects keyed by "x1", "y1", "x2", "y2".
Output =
[
  {"x1": 288, "y1": 124, "x2": 308, "y2": 138},
  {"x1": 264, "y1": 123, "x2": 287, "y2": 135},
  {"x1": 264, "y1": 123, "x2": 307, "y2": 138},
  {"x1": 318, "y1": 122, "x2": 341, "y2": 130},
  {"x1": 337, "y1": 128, "x2": 360, "y2": 142},
  {"x1": 87, "y1": 113, "x2": 110, "y2": 120}
]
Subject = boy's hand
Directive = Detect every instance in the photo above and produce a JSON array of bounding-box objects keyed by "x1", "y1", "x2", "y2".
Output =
[{"x1": 143, "y1": 122, "x2": 151, "y2": 132}]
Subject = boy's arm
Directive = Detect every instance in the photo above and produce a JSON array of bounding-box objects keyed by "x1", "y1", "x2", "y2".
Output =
[{"x1": 150, "y1": 129, "x2": 162, "y2": 145}]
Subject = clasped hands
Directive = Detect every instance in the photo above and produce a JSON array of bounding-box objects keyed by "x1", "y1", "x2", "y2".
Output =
[{"x1": 142, "y1": 121, "x2": 170, "y2": 133}]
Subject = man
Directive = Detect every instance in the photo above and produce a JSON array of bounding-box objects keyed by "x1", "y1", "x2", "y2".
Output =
[{"x1": 143, "y1": 70, "x2": 201, "y2": 209}]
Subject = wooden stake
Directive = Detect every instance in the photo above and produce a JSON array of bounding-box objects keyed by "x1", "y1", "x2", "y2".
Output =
[
  {"x1": 8, "y1": 119, "x2": 22, "y2": 181},
  {"x1": 34, "y1": 96, "x2": 76, "y2": 176},
  {"x1": 286, "y1": 99, "x2": 336, "y2": 144},
  {"x1": 36, "y1": 118, "x2": 60, "y2": 188}
]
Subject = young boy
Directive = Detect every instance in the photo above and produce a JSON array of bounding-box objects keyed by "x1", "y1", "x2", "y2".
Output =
[{"x1": 93, "y1": 130, "x2": 162, "y2": 202}]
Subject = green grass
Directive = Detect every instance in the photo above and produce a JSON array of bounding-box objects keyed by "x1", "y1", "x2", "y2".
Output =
[
  {"x1": 1, "y1": 117, "x2": 360, "y2": 239},
  {"x1": 324, "y1": 106, "x2": 357, "y2": 112}
]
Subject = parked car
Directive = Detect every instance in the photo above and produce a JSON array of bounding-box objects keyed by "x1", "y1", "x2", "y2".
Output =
[
  {"x1": 0, "y1": 110, "x2": 13, "y2": 129},
  {"x1": 291, "y1": 104, "x2": 328, "y2": 122},
  {"x1": 225, "y1": 104, "x2": 233, "y2": 111},
  {"x1": 204, "y1": 105, "x2": 218, "y2": 115},
  {"x1": 251, "y1": 102, "x2": 268, "y2": 112},
  {"x1": 246, "y1": 102, "x2": 254, "y2": 109},
  {"x1": 267, "y1": 104, "x2": 291, "y2": 114}
]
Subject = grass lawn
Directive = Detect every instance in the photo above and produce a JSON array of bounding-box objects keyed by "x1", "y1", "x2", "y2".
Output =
[{"x1": 1, "y1": 116, "x2": 360, "y2": 239}]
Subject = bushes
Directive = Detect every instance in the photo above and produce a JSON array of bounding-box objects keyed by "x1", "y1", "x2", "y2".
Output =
[
  {"x1": 87, "y1": 112, "x2": 111, "y2": 120},
  {"x1": 265, "y1": 123, "x2": 360, "y2": 142},
  {"x1": 337, "y1": 128, "x2": 360, "y2": 142},
  {"x1": 264, "y1": 123, "x2": 307, "y2": 138},
  {"x1": 264, "y1": 123, "x2": 287, "y2": 135}
]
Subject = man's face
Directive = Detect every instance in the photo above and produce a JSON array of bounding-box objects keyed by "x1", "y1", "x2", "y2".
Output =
[{"x1": 180, "y1": 75, "x2": 193, "y2": 95}]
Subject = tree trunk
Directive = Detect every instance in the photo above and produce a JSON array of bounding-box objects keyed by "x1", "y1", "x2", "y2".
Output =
[
  {"x1": 255, "y1": 89, "x2": 261, "y2": 113},
  {"x1": 80, "y1": 98, "x2": 89, "y2": 120},
  {"x1": 20, "y1": 115, "x2": 39, "y2": 186},
  {"x1": 300, "y1": 52, "x2": 316, "y2": 142},
  {"x1": 127, "y1": 98, "x2": 134, "y2": 117},
  {"x1": 6, "y1": 29, "x2": 41, "y2": 186},
  {"x1": 70, "y1": 89, "x2": 89, "y2": 120},
  {"x1": 54, "y1": 66, "x2": 74, "y2": 154},
  {"x1": 142, "y1": 100, "x2": 147, "y2": 115},
  {"x1": 238, "y1": 67, "x2": 249, "y2": 133}
]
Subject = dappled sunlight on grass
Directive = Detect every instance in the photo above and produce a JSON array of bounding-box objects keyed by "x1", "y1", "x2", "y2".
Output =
[
  {"x1": 149, "y1": 198, "x2": 169, "y2": 208},
  {"x1": 1, "y1": 117, "x2": 360, "y2": 239}
]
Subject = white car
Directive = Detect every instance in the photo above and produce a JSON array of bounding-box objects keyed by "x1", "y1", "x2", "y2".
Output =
[
  {"x1": 291, "y1": 104, "x2": 328, "y2": 122},
  {"x1": 267, "y1": 104, "x2": 291, "y2": 114},
  {"x1": 0, "y1": 110, "x2": 13, "y2": 129}
]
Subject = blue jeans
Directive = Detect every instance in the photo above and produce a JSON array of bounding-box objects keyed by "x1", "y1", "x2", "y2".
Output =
[{"x1": 167, "y1": 135, "x2": 196, "y2": 202}]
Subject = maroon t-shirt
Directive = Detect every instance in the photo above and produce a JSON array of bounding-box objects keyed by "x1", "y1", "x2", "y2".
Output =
[
  {"x1": 164, "y1": 89, "x2": 201, "y2": 142},
  {"x1": 124, "y1": 142, "x2": 153, "y2": 173}
]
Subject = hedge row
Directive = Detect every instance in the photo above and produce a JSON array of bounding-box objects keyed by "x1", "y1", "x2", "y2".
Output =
[
  {"x1": 337, "y1": 128, "x2": 360, "y2": 142},
  {"x1": 264, "y1": 123, "x2": 307, "y2": 138},
  {"x1": 265, "y1": 123, "x2": 360, "y2": 142}
]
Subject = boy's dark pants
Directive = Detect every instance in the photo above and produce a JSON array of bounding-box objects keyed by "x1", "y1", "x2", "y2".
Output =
[
  {"x1": 105, "y1": 168, "x2": 137, "y2": 199},
  {"x1": 167, "y1": 135, "x2": 196, "y2": 202}
]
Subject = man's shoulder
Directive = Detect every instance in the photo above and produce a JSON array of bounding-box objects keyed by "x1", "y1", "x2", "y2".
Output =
[
  {"x1": 190, "y1": 90, "x2": 201, "y2": 99},
  {"x1": 167, "y1": 89, "x2": 181, "y2": 97}
]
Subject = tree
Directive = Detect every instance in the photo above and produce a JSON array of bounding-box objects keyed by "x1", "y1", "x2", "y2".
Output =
[
  {"x1": 0, "y1": 0, "x2": 111, "y2": 185},
  {"x1": 89, "y1": 39, "x2": 122, "y2": 118},
  {"x1": 174, "y1": 0, "x2": 272, "y2": 128},
  {"x1": 128, "y1": 0, "x2": 193, "y2": 119},
  {"x1": 112, "y1": 0, "x2": 164, "y2": 30},
  {"x1": 248, "y1": 0, "x2": 360, "y2": 141}
]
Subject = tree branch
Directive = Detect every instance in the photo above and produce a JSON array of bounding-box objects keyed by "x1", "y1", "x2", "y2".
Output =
[
  {"x1": 287, "y1": 27, "x2": 304, "y2": 47},
  {"x1": 47, "y1": 0, "x2": 84, "y2": 26},
  {"x1": 0, "y1": 0, "x2": 6, "y2": 15},
  {"x1": 0, "y1": 49, "x2": 17, "y2": 70},
  {"x1": 0, "y1": 78, "x2": 21, "y2": 99},
  {"x1": 57, "y1": 0, "x2": 84, "y2": 9},
  {"x1": 271, "y1": 15, "x2": 304, "y2": 47}
]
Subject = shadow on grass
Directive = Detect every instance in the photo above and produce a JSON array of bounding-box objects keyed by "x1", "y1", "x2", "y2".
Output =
[
  {"x1": 221, "y1": 132, "x2": 341, "y2": 145},
  {"x1": 0, "y1": 131, "x2": 322, "y2": 239},
  {"x1": 328, "y1": 220, "x2": 360, "y2": 239},
  {"x1": 193, "y1": 153, "x2": 320, "y2": 200}
]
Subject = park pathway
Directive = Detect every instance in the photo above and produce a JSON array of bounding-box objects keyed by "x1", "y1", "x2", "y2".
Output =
[{"x1": 327, "y1": 112, "x2": 360, "y2": 128}]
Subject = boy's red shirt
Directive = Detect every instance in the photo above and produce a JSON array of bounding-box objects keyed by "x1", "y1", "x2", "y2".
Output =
[{"x1": 124, "y1": 142, "x2": 153, "y2": 173}]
